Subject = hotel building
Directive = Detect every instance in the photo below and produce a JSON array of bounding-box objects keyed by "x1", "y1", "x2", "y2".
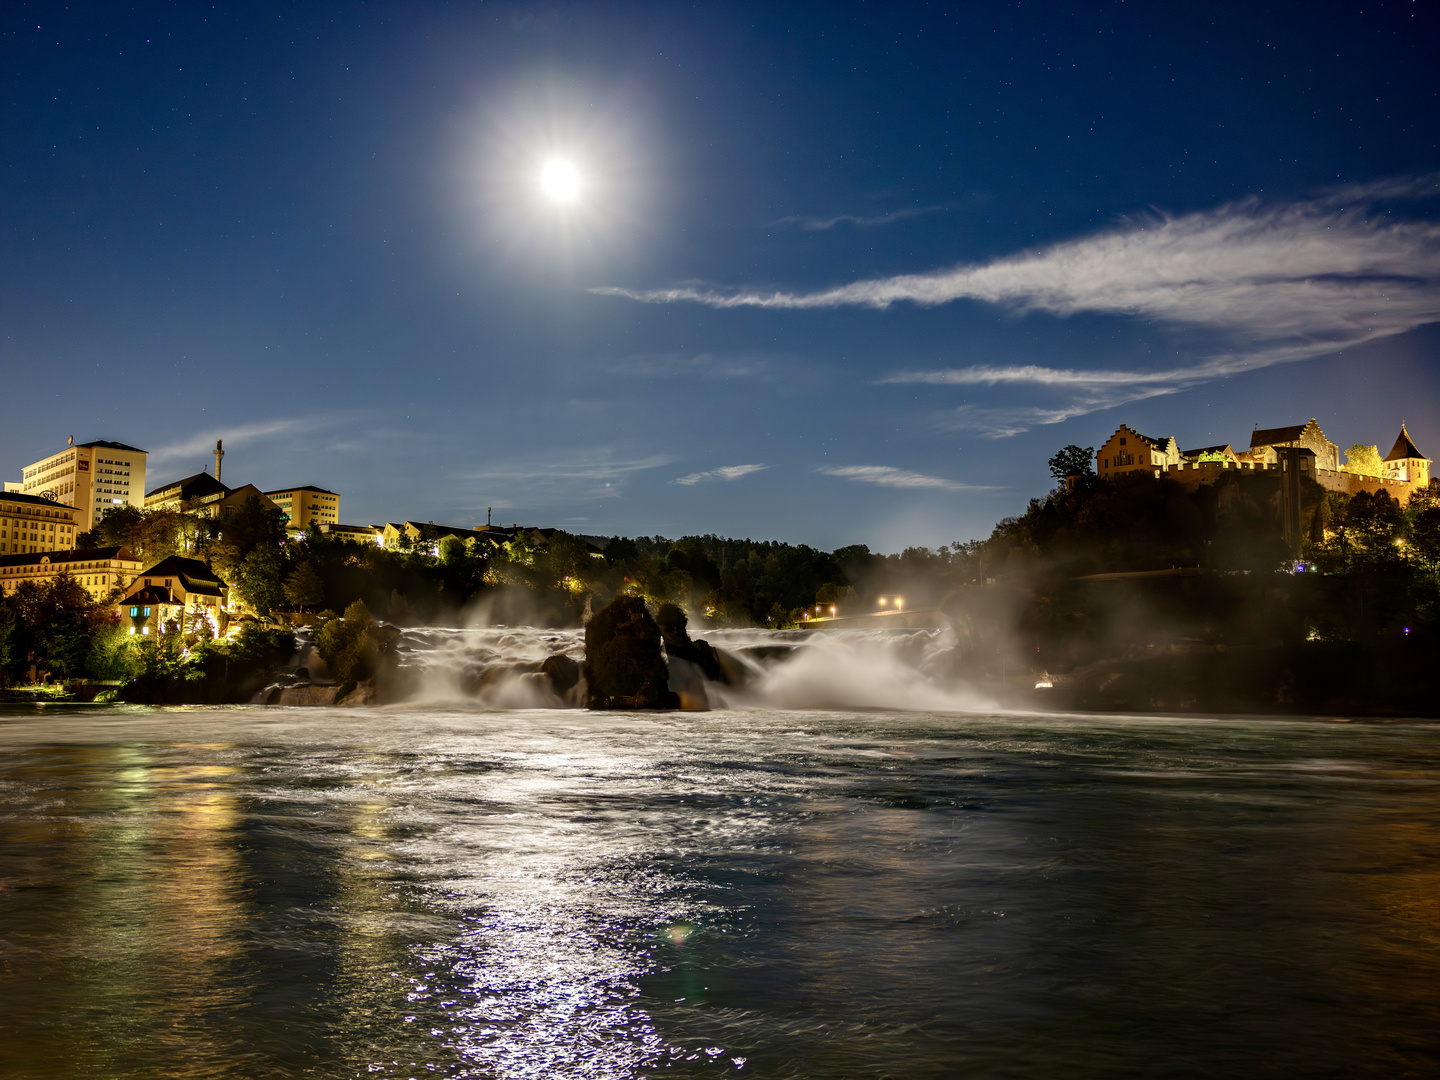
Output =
[{"x1": 6, "y1": 438, "x2": 147, "y2": 532}]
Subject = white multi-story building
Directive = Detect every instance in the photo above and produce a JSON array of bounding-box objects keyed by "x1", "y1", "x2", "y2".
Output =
[{"x1": 6, "y1": 438, "x2": 147, "y2": 532}]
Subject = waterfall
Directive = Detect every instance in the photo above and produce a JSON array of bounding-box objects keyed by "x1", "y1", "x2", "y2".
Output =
[{"x1": 385, "y1": 623, "x2": 996, "y2": 713}]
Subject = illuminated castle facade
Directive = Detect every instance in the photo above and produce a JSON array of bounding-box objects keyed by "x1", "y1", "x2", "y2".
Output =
[{"x1": 1096, "y1": 419, "x2": 1431, "y2": 505}]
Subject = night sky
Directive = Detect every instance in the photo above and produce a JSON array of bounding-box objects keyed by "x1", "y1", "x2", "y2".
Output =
[{"x1": 4, "y1": 1, "x2": 1438, "y2": 550}]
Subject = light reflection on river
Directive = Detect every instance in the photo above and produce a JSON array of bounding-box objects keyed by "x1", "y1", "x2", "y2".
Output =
[{"x1": 1, "y1": 706, "x2": 1438, "y2": 1078}]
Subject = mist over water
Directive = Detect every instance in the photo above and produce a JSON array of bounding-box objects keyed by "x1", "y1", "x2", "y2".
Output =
[
  {"x1": 2, "y1": 704, "x2": 1437, "y2": 1079},
  {"x1": 386, "y1": 623, "x2": 997, "y2": 714}
]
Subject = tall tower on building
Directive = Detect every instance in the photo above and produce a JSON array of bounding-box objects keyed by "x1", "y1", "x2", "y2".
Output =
[
  {"x1": 1383, "y1": 425, "x2": 1431, "y2": 486},
  {"x1": 215, "y1": 439, "x2": 225, "y2": 483}
]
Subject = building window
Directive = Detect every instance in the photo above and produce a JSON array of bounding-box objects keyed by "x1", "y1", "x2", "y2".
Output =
[
  {"x1": 130, "y1": 607, "x2": 138, "y2": 617},
  {"x1": 143, "y1": 606, "x2": 151, "y2": 617}
]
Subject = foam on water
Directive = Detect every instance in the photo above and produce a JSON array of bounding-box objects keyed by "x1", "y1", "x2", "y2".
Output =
[
  {"x1": 388, "y1": 623, "x2": 996, "y2": 713},
  {"x1": 396, "y1": 625, "x2": 586, "y2": 708}
]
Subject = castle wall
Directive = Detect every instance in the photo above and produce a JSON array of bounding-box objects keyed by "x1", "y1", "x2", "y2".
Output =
[
  {"x1": 1161, "y1": 460, "x2": 1274, "y2": 491},
  {"x1": 1156, "y1": 461, "x2": 1420, "y2": 505},
  {"x1": 1317, "y1": 469, "x2": 1418, "y2": 505}
]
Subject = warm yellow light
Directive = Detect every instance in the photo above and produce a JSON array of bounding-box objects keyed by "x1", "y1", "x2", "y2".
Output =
[
  {"x1": 540, "y1": 159, "x2": 581, "y2": 201},
  {"x1": 896, "y1": 598, "x2": 903, "y2": 611}
]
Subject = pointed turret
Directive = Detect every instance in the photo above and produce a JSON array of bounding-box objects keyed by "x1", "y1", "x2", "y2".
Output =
[
  {"x1": 1383, "y1": 424, "x2": 1424, "y2": 463},
  {"x1": 1381, "y1": 424, "x2": 1431, "y2": 490}
]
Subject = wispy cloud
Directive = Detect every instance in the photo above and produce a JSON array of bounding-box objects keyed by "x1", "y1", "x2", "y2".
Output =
[
  {"x1": 818, "y1": 465, "x2": 991, "y2": 492},
  {"x1": 768, "y1": 206, "x2": 946, "y2": 231},
  {"x1": 672, "y1": 464, "x2": 770, "y2": 486},
  {"x1": 147, "y1": 416, "x2": 344, "y2": 465},
  {"x1": 462, "y1": 452, "x2": 672, "y2": 501},
  {"x1": 598, "y1": 175, "x2": 1440, "y2": 431},
  {"x1": 886, "y1": 340, "x2": 1331, "y2": 435}
]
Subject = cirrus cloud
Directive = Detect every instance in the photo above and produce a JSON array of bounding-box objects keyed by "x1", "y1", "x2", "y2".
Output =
[
  {"x1": 818, "y1": 465, "x2": 992, "y2": 492},
  {"x1": 597, "y1": 175, "x2": 1440, "y2": 433},
  {"x1": 672, "y1": 463, "x2": 770, "y2": 485}
]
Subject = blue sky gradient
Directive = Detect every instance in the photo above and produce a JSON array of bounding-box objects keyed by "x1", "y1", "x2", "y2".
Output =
[{"x1": 3, "y1": 1, "x2": 1438, "y2": 549}]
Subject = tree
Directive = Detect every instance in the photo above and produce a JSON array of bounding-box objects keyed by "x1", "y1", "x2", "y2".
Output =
[
  {"x1": 315, "y1": 600, "x2": 397, "y2": 683},
  {"x1": 1345, "y1": 444, "x2": 1383, "y2": 477},
  {"x1": 1346, "y1": 490, "x2": 1403, "y2": 552},
  {"x1": 604, "y1": 536, "x2": 639, "y2": 568},
  {"x1": 209, "y1": 495, "x2": 286, "y2": 584},
  {"x1": 1049, "y1": 445, "x2": 1096, "y2": 484},
  {"x1": 184, "y1": 599, "x2": 216, "y2": 643},
  {"x1": 4, "y1": 574, "x2": 110, "y2": 680},
  {"x1": 86, "y1": 621, "x2": 135, "y2": 681},
  {"x1": 438, "y1": 535, "x2": 468, "y2": 565},
  {"x1": 1412, "y1": 507, "x2": 1440, "y2": 566},
  {"x1": 1408, "y1": 478, "x2": 1440, "y2": 513},
  {"x1": 283, "y1": 562, "x2": 327, "y2": 611},
  {"x1": 234, "y1": 545, "x2": 287, "y2": 615}
]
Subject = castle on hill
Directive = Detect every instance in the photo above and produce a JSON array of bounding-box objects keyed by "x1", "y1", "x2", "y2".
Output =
[{"x1": 1095, "y1": 418, "x2": 1432, "y2": 505}]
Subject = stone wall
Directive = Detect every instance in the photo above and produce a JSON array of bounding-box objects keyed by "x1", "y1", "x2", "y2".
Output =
[{"x1": 1156, "y1": 460, "x2": 1420, "y2": 505}]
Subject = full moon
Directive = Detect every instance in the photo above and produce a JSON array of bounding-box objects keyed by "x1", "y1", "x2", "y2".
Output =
[{"x1": 540, "y1": 159, "x2": 581, "y2": 201}]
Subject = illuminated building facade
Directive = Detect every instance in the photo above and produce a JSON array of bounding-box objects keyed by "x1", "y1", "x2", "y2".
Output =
[
  {"x1": 318, "y1": 522, "x2": 383, "y2": 544},
  {"x1": 1096, "y1": 420, "x2": 1432, "y2": 505},
  {"x1": 262, "y1": 486, "x2": 340, "y2": 532},
  {"x1": 0, "y1": 546, "x2": 143, "y2": 600},
  {"x1": 1096, "y1": 425, "x2": 1181, "y2": 480},
  {"x1": 119, "y1": 556, "x2": 229, "y2": 636},
  {"x1": 0, "y1": 493, "x2": 79, "y2": 555},
  {"x1": 145, "y1": 471, "x2": 230, "y2": 511},
  {"x1": 5, "y1": 438, "x2": 147, "y2": 532}
]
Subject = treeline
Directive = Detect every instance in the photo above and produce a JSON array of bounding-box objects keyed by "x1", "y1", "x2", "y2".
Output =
[
  {"x1": 10, "y1": 447, "x2": 1440, "y2": 695},
  {"x1": 0, "y1": 570, "x2": 294, "y2": 696}
]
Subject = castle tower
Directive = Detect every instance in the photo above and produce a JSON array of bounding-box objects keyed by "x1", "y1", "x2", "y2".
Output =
[{"x1": 1383, "y1": 425, "x2": 1430, "y2": 488}]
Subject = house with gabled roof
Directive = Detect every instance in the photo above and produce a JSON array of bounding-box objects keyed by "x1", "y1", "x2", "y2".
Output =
[
  {"x1": 118, "y1": 555, "x2": 229, "y2": 636},
  {"x1": 1246, "y1": 418, "x2": 1340, "y2": 471},
  {"x1": 1096, "y1": 425, "x2": 1180, "y2": 481}
]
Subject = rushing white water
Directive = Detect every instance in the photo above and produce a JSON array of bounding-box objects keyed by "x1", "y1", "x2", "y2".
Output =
[
  {"x1": 386, "y1": 623, "x2": 997, "y2": 713},
  {"x1": 397, "y1": 625, "x2": 587, "y2": 708}
]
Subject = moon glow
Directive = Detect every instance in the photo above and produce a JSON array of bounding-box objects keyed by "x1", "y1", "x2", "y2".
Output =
[{"x1": 540, "y1": 159, "x2": 581, "y2": 201}]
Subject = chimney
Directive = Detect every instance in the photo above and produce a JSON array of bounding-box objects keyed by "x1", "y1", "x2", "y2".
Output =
[{"x1": 214, "y1": 439, "x2": 225, "y2": 483}]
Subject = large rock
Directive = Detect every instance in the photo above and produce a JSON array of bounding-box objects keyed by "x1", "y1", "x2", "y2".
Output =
[
  {"x1": 541, "y1": 653, "x2": 582, "y2": 694},
  {"x1": 585, "y1": 596, "x2": 677, "y2": 709},
  {"x1": 655, "y1": 603, "x2": 724, "y2": 681},
  {"x1": 541, "y1": 653, "x2": 587, "y2": 706}
]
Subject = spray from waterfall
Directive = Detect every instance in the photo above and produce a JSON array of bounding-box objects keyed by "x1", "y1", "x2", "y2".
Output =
[{"x1": 377, "y1": 622, "x2": 995, "y2": 713}]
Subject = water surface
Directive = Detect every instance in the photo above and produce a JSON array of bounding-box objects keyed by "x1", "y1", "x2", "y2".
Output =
[{"x1": 2, "y1": 706, "x2": 1438, "y2": 1078}]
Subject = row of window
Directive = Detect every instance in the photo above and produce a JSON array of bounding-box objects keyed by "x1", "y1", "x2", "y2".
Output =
[
  {"x1": 23, "y1": 451, "x2": 75, "y2": 480},
  {"x1": 0, "y1": 505, "x2": 73, "y2": 519}
]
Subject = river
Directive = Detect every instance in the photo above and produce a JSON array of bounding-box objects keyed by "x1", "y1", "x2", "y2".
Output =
[{"x1": 1, "y1": 697, "x2": 1438, "y2": 1076}]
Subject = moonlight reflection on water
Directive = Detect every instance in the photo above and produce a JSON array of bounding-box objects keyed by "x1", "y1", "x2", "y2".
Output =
[{"x1": 1, "y1": 706, "x2": 1438, "y2": 1078}]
